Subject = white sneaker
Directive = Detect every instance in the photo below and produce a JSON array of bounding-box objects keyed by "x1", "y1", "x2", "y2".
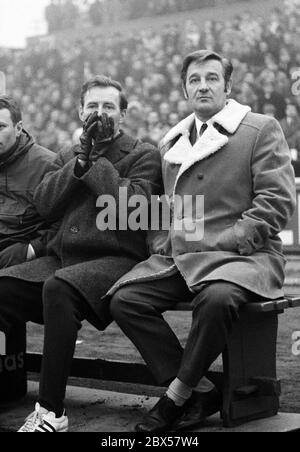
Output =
[{"x1": 18, "y1": 403, "x2": 69, "y2": 432}]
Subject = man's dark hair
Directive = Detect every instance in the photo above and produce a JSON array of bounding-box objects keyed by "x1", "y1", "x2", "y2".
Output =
[
  {"x1": 0, "y1": 95, "x2": 22, "y2": 125},
  {"x1": 80, "y1": 75, "x2": 128, "y2": 110},
  {"x1": 181, "y1": 50, "x2": 233, "y2": 91}
]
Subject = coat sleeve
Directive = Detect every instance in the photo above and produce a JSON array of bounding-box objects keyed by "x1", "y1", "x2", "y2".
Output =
[
  {"x1": 33, "y1": 150, "x2": 82, "y2": 221},
  {"x1": 233, "y1": 118, "x2": 296, "y2": 256},
  {"x1": 78, "y1": 144, "x2": 162, "y2": 210}
]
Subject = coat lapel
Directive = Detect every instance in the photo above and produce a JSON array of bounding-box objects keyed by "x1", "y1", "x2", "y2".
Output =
[
  {"x1": 162, "y1": 100, "x2": 251, "y2": 196},
  {"x1": 175, "y1": 124, "x2": 229, "y2": 179},
  {"x1": 101, "y1": 133, "x2": 139, "y2": 165}
]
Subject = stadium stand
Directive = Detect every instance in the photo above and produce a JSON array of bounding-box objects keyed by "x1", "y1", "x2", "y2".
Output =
[
  {"x1": 0, "y1": 0, "x2": 299, "y2": 173},
  {"x1": 43, "y1": 0, "x2": 245, "y2": 31}
]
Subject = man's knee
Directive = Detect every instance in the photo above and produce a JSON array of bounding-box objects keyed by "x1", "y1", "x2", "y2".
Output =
[
  {"x1": 43, "y1": 276, "x2": 61, "y2": 301},
  {"x1": 193, "y1": 282, "x2": 244, "y2": 319},
  {"x1": 110, "y1": 288, "x2": 132, "y2": 323},
  {"x1": 43, "y1": 277, "x2": 72, "y2": 312}
]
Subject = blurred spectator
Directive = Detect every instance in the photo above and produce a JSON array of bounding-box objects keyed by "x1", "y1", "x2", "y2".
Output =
[
  {"x1": 258, "y1": 80, "x2": 287, "y2": 120},
  {"x1": 262, "y1": 103, "x2": 277, "y2": 118},
  {"x1": 88, "y1": 0, "x2": 103, "y2": 26},
  {"x1": 2, "y1": 0, "x2": 300, "y2": 154},
  {"x1": 123, "y1": 100, "x2": 144, "y2": 138},
  {"x1": 45, "y1": 0, "x2": 62, "y2": 33},
  {"x1": 45, "y1": 0, "x2": 79, "y2": 32},
  {"x1": 62, "y1": 0, "x2": 79, "y2": 29},
  {"x1": 280, "y1": 103, "x2": 300, "y2": 157}
]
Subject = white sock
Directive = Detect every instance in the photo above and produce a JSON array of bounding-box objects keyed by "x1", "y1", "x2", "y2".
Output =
[
  {"x1": 166, "y1": 378, "x2": 193, "y2": 407},
  {"x1": 194, "y1": 377, "x2": 215, "y2": 393}
]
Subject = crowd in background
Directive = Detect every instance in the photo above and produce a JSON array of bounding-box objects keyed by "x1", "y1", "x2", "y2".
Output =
[
  {"x1": 0, "y1": 0, "x2": 300, "y2": 171},
  {"x1": 44, "y1": 0, "x2": 235, "y2": 31}
]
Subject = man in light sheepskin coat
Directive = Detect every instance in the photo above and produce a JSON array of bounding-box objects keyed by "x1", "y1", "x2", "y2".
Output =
[{"x1": 110, "y1": 50, "x2": 296, "y2": 432}]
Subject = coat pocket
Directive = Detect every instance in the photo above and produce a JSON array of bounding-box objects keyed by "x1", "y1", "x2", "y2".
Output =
[{"x1": 0, "y1": 198, "x2": 28, "y2": 233}]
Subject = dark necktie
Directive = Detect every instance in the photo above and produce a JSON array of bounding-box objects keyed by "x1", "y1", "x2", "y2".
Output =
[{"x1": 199, "y1": 123, "x2": 208, "y2": 137}]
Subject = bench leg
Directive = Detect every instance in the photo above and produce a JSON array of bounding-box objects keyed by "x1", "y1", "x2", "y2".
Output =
[{"x1": 221, "y1": 312, "x2": 281, "y2": 427}]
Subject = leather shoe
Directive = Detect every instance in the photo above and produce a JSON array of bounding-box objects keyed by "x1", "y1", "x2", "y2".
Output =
[
  {"x1": 135, "y1": 395, "x2": 185, "y2": 433},
  {"x1": 174, "y1": 388, "x2": 221, "y2": 431}
]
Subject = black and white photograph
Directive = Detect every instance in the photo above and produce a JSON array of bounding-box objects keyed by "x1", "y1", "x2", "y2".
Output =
[{"x1": 0, "y1": 0, "x2": 300, "y2": 436}]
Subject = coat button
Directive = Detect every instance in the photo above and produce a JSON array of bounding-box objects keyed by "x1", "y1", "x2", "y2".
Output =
[
  {"x1": 197, "y1": 173, "x2": 204, "y2": 180},
  {"x1": 70, "y1": 226, "x2": 79, "y2": 234}
]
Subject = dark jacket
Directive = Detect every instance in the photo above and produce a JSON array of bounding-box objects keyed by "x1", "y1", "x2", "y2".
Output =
[
  {"x1": 0, "y1": 133, "x2": 161, "y2": 330},
  {"x1": 0, "y1": 129, "x2": 56, "y2": 254}
]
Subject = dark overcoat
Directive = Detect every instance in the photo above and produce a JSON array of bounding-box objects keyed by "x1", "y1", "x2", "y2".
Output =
[
  {"x1": 108, "y1": 100, "x2": 296, "y2": 300},
  {"x1": 0, "y1": 133, "x2": 161, "y2": 329}
]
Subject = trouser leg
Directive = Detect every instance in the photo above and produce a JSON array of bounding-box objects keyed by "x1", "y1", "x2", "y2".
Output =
[
  {"x1": 177, "y1": 281, "x2": 253, "y2": 387},
  {"x1": 110, "y1": 272, "x2": 193, "y2": 385},
  {"x1": 38, "y1": 276, "x2": 93, "y2": 417},
  {"x1": 0, "y1": 278, "x2": 43, "y2": 333}
]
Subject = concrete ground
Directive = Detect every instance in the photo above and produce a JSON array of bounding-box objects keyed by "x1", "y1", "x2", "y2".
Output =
[{"x1": 1, "y1": 381, "x2": 300, "y2": 433}]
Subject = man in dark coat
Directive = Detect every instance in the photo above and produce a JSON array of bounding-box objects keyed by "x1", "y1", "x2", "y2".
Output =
[
  {"x1": 0, "y1": 95, "x2": 56, "y2": 268},
  {"x1": 0, "y1": 76, "x2": 161, "y2": 432},
  {"x1": 110, "y1": 50, "x2": 296, "y2": 432}
]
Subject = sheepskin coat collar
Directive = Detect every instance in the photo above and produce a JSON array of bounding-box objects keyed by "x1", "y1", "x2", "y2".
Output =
[{"x1": 163, "y1": 99, "x2": 251, "y2": 167}]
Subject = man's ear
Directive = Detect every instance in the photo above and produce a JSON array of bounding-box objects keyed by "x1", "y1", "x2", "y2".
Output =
[
  {"x1": 15, "y1": 121, "x2": 22, "y2": 137},
  {"x1": 225, "y1": 79, "x2": 233, "y2": 97},
  {"x1": 119, "y1": 109, "x2": 127, "y2": 124},
  {"x1": 182, "y1": 82, "x2": 188, "y2": 100},
  {"x1": 78, "y1": 105, "x2": 84, "y2": 122}
]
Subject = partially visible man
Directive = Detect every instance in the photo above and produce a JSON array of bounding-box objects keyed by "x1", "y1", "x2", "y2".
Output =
[
  {"x1": 110, "y1": 50, "x2": 296, "y2": 432},
  {"x1": 280, "y1": 103, "x2": 300, "y2": 156},
  {"x1": 0, "y1": 76, "x2": 161, "y2": 432},
  {"x1": 280, "y1": 103, "x2": 300, "y2": 176},
  {"x1": 0, "y1": 95, "x2": 55, "y2": 268},
  {"x1": 259, "y1": 79, "x2": 286, "y2": 120}
]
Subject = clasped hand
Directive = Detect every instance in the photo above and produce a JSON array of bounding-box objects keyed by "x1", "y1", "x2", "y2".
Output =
[{"x1": 78, "y1": 112, "x2": 115, "y2": 162}]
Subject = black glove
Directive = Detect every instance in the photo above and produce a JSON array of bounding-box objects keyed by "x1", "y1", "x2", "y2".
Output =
[
  {"x1": 78, "y1": 111, "x2": 99, "y2": 162},
  {"x1": 92, "y1": 113, "x2": 115, "y2": 150},
  {"x1": 0, "y1": 243, "x2": 29, "y2": 269},
  {"x1": 88, "y1": 113, "x2": 116, "y2": 162}
]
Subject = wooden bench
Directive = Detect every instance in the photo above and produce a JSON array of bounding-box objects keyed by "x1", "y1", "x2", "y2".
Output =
[{"x1": 23, "y1": 295, "x2": 300, "y2": 428}]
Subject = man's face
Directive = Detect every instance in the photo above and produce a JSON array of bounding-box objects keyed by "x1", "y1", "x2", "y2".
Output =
[
  {"x1": 263, "y1": 82, "x2": 273, "y2": 95},
  {"x1": 0, "y1": 108, "x2": 21, "y2": 156},
  {"x1": 184, "y1": 59, "x2": 231, "y2": 121},
  {"x1": 286, "y1": 104, "x2": 298, "y2": 118},
  {"x1": 79, "y1": 86, "x2": 126, "y2": 136}
]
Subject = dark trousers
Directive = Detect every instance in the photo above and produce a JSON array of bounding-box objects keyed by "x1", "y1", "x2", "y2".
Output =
[
  {"x1": 0, "y1": 277, "x2": 93, "y2": 416},
  {"x1": 110, "y1": 273, "x2": 253, "y2": 387}
]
